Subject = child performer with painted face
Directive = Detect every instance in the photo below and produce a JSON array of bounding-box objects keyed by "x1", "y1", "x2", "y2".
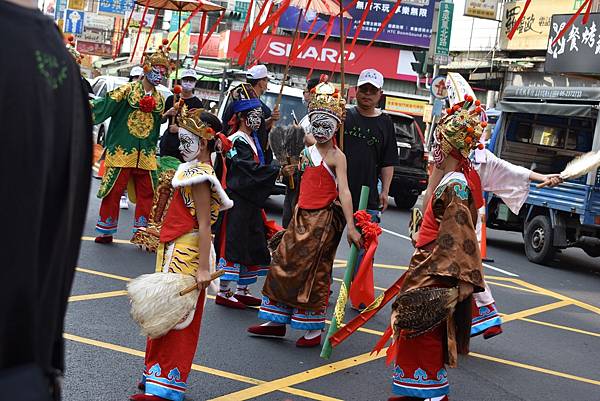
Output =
[
  {"x1": 213, "y1": 83, "x2": 280, "y2": 309},
  {"x1": 388, "y1": 99, "x2": 486, "y2": 401},
  {"x1": 247, "y1": 82, "x2": 362, "y2": 347},
  {"x1": 131, "y1": 106, "x2": 233, "y2": 401}
]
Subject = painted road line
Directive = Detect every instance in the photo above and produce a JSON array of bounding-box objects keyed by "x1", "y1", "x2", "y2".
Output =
[
  {"x1": 76, "y1": 267, "x2": 131, "y2": 282},
  {"x1": 333, "y1": 277, "x2": 386, "y2": 292},
  {"x1": 513, "y1": 279, "x2": 600, "y2": 316},
  {"x1": 501, "y1": 300, "x2": 572, "y2": 323},
  {"x1": 380, "y1": 227, "x2": 520, "y2": 277},
  {"x1": 334, "y1": 259, "x2": 408, "y2": 271},
  {"x1": 514, "y1": 316, "x2": 600, "y2": 338},
  {"x1": 81, "y1": 236, "x2": 132, "y2": 245},
  {"x1": 68, "y1": 290, "x2": 128, "y2": 302},
  {"x1": 63, "y1": 333, "x2": 342, "y2": 401},
  {"x1": 485, "y1": 280, "x2": 542, "y2": 295},
  {"x1": 208, "y1": 349, "x2": 387, "y2": 401},
  {"x1": 469, "y1": 352, "x2": 600, "y2": 387}
]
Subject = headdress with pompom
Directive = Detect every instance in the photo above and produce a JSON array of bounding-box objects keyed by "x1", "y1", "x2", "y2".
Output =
[
  {"x1": 307, "y1": 77, "x2": 345, "y2": 123},
  {"x1": 177, "y1": 105, "x2": 216, "y2": 140},
  {"x1": 143, "y1": 39, "x2": 171, "y2": 73}
]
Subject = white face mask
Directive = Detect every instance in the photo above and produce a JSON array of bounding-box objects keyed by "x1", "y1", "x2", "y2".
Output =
[
  {"x1": 245, "y1": 108, "x2": 262, "y2": 131},
  {"x1": 181, "y1": 81, "x2": 195, "y2": 91},
  {"x1": 178, "y1": 128, "x2": 201, "y2": 162},
  {"x1": 310, "y1": 113, "x2": 338, "y2": 143}
]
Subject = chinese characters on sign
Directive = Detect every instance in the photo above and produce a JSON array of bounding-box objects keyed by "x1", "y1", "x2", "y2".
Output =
[
  {"x1": 434, "y1": 1, "x2": 453, "y2": 65},
  {"x1": 278, "y1": 0, "x2": 435, "y2": 47},
  {"x1": 500, "y1": 0, "x2": 578, "y2": 50},
  {"x1": 464, "y1": 0, "x2": 498, "y2": 20},
  {"x1": 98, "y1": 0, "x2": 134, "y2": 16},
  {"x1": 546, "y1": 13, "x2": 600, "y2": 74}
]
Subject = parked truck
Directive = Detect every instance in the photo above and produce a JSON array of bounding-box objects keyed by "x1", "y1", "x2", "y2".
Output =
[{"x1": 486, "y1": 86, "x2": 600, "y2": 265}]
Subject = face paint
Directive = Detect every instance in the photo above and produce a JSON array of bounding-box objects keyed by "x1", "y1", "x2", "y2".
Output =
[
  {"x1": 310, "y1": 113, "x2": 338, "y2": 143},
  {"x1": 432, "y1": 133, "x2": 446, "y2": 168},
  {"x1": 178, "y1": 128, "x2": 201, "y2": 162},
  {"x1": 181, "y1": 81, "x2": 195, "y2": 91},
  {"x1": 245, "y1": 107, "x2": 262, "y2": 131},
  {"x1": 145, "y1": 66, "x2": 164, "y2": 86}
]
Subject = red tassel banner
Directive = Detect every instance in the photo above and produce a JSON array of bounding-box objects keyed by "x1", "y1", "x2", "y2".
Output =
[
  {"x1": 168, "y1": 8, "x2": 202, "y2": 48},
  {"x1": 114, "y1": 4, "x2": 136, "y2": 59},
  {"x1": 240, "y1": 0, "x2": 255, "y2": 40},
  {"x1": 140, "y1": 11, "x2": 159, "y2": 64},
  {"x1": 346, "y1": 0, "x2": 372, "y2": 60},
  {"x1": 130, "y1": 0, "x2": 151, "y2": 62},
  {"x1": 194, "y1": 11, "x2": 226, "y2": 68},
  {"x1": 551, "y1": 0, "x2": 592, "y2": 46},
  {"x1": 352, "y1": 0, "x2": 402, "y2": 64}
]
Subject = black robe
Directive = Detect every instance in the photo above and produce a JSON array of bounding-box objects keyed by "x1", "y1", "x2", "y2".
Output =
[
  {"x1": 0, "y1": 3, "x2": 92, "y2": 399},
  {"x1": 215, "y1": 137, "x2": 279, "y2": 267}
]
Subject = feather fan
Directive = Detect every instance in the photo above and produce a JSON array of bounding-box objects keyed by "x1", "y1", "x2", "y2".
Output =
[{"x1": 560, "y1": 151, "x2": 600, "y2": 180}]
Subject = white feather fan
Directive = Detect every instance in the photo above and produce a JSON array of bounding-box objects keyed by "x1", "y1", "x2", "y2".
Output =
[{"x1": 560, "y1": 151, "x2": 600, "y2": 180}]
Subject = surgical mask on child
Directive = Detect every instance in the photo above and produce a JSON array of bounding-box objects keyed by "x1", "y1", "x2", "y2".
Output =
[
  {"x1": 178, "y1": 128, "x2": 201, "y2": 162},
  {"x1": 245, "y1": 108, "x2": 262, "y2": 131},
  {"x1": 145, "y1": 67, "x2": 164, "y2": 86},
  {"x1": 310, "y1": 113, "x2": 338, "y2": 143}
]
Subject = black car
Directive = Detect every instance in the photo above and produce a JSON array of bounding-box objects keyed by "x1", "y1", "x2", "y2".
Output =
[{"x1": 386, "y1": 111, "x2": 429, "y2": 209}]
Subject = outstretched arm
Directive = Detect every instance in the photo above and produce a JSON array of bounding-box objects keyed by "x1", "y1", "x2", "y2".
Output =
[
  {"x1": 334, "y1": 150, "x2": 362, "y2": 248},
  {"x1": 191, "y1": 182, "x2": 213, "y2": 290}
]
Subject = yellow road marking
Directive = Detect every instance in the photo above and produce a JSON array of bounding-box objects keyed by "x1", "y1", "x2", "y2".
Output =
[
  {"x1": 501, "y1": 300, "x2": 572, "y2": 323},
  {"x1": 334, "y1": 259, "x2": 408, "y2": 270},
  {"x1": 486, "y1": 280, "x2": 542, "y2": 295},
  {"x1": 63, "y1": 333, "x2": 342, "y2": 401},
  {"x1": 69, "y1": 290, "x2": 127, "y2": 302},
  {"x1": 500, "y1": 315, "x2": 600, "y2": 338},
  {"x1": 81, "y1": 236, "x2": 132, "y2": 245},
  {"x1": 470, "y1": 352, "x2": 600, "y2": 387},
  {"x1": 208, "y1": 349, "x2": 387, "y2": 401},
  {"x1": 76, "y1": 267, "x2": 131, "y2": 282},
  {"x1": 513, "y1": 279, "x2": 600, "y2": 316}
]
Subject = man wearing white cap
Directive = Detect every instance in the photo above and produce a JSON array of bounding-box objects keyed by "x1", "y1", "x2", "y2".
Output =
[
  {"x1": 343, "y1": 68, "x2": 399, "y2": 309},
  {"x1": 160, "y1": 68, "x2": 204, "y2": 161},
  {"x1": 222, "y1": 64, "x2": 280, "y2": 163},
  {"x1": 129, "y1": 66, "x2": 144, "y2": 82}
]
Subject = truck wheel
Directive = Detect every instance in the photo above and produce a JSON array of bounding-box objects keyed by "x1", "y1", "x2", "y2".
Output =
[
  {"x1": 394, "y1": 194, "x2": 418, "y2": 210},
  {"x1": 524, "y1": 215, "x2": 556, "y2": 265}
]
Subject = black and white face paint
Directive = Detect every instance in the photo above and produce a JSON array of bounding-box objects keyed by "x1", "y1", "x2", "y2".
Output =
[
  {"x1": 245, "y1": 107, "x2": 262, "y2": 131},
  {"x1": 310, "y1": 113, "x2": 338, "y2": 143},
  {"x1": 178, "y1": 128, "x2": 201, "y2": 162}
]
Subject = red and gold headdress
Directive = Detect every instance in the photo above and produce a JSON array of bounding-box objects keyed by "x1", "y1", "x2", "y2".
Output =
[
  {"x1": 143, "y1": 39, "x2": 171, "y2": 73},
  {"x1": 177, "y1": 105, "x2": 216, "y2": 140},
  {"x1": 307, "y1": 81, "x2": 345, "y2": 123}
]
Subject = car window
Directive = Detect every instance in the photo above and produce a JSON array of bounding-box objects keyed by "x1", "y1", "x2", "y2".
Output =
[
  {"x1": 93, "y1": 79, "x2": 106, "y2": 98},
  {"x1": 391, "y1": 116, "x2": 417, "y2": 143},
  {"x1": 261, "y1": 93, "x2": 306, "y2": 126}
]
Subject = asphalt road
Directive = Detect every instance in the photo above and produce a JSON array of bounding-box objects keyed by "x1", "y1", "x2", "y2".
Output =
[{"x1": 63, "y1": 179, "x2": 600, "y2": 401}]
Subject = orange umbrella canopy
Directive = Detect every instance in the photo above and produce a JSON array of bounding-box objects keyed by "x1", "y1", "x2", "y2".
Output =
[
  {"x1": 287, "y1": 0, "x2": 352, "y2": 18},
  {"x1": 134, "y1": 0, "x2": 225, "y2": 12}
]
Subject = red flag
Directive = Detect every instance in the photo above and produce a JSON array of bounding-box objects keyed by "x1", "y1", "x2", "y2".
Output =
[
  {"x1": 194, "y1": 11, "x2": 226, "y2": 68},
  {"x1": 192, "y1": 13, "x2": 207, "y2": 67},
  {"x1": 240, "y1": 0, "x2": 255, "y2": 39},
  {"x1": 348, "y1": 236, "x2": 377, "y2": 308}
]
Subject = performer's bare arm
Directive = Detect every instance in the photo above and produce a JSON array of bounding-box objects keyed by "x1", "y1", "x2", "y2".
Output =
[
  {"x1": 530, "y1": 171, "x2": 562, "y2": 187},
  {"x1": 379, "y1": 166, "x2": 394, "y2": 212},
  {"x1": 191, "y1": 182, "x2": 213, "y2": 290},
  {"x1": 330, "y1": 148, "x2": 362, "y2": 248}
]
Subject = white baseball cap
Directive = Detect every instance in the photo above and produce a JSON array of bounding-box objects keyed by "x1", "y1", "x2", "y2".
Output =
[
  {"x1": 357, "y1": 68, "x2": 384, "y2": 89},
  {"x1": 246, "y1": 64, "x2": 269, "y2": 80},
  {"x1": 181, "y1": 69, "x2": 198, "y2": 80},
  {"x1": 130, "y1": 66, "x2": 144, "y2": 77}
]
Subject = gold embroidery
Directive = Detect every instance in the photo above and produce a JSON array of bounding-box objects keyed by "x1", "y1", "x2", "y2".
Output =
[
  {"x1": 127, "y1": 81, "x2": 165, "y2": 113},
  {"x1": 127, "y1": 109, "x2": 154, "y2": 139},
  {"x1": 105, "y1": 146, "x2": 157, "y2": 170},
  {"x1": 108, "y1": 83, "x2": 132, "y2": 102}
]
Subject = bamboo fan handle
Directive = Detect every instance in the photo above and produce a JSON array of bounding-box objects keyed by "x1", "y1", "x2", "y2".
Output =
[{"x1": 179, "y1": 270, "x2": 224, "y2": 296}]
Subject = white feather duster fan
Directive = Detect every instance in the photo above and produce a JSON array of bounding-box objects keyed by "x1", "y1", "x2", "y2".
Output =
[
  {"x1": 537, "y1": 151, "x2": 600, "y2": 188},
  {"x1": 127, "y1": 244, "x2": 223, "y2": 339}
]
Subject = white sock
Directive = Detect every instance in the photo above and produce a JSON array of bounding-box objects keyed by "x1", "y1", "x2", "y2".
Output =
[
  {"x1": 219, "y1": 282, "x2": 237, "y2": 301},
  {"x1": 303, "y1": 329, "x2": 321, "y2": 340},
  {"x1": 260, "y1": 321, "x2": 284, "y2": 327},
  {"x1": 235, "y1": 284, "x2": 249, "y2": 295}
]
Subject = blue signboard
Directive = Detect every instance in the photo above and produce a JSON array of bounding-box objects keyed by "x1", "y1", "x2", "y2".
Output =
[
  {"x1": 54, "y1": 0, "x2": 67, "y2": 20},
  {"x1": 64, "y1": 9, "x2": 85, "y2": 34},
  {"x1": 278, "y1": 0, "x2": 435, "y2": 48},
  {"x1": 98, "y1": 0, "x2": 134, "y2": 15}
]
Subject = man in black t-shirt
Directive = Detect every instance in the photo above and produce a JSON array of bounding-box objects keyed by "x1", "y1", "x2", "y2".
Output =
[
  {"x1": 343, "y1": 68, "x2": 399, "y2": 214},
  {"x1": 160, "y1": 69, "x2": 204, "y2": 161},
  {"x1": 0, "y1": 1, "x2": 92, "y2": 398},
  {"x1": 221, "y1": 65, "x2": 280, "y2": 164},
  {"x1": 343, "y1": 68, "x2": 399, "y2": 309}
]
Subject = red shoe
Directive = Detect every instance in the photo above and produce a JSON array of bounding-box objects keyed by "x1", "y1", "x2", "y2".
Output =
[
  {"x1": 234, "y1": 292, "x2": 262, "y2": 307},
  {"x1": 295, "y1": 334, "x2": 321, "y2": 348},
  {"x1": 247, "y1": 324, "x2": 286, "y2": 337},
  {"x1": 483, "y1": 325, "x2": 503, "y2": 339},
  {"x1": 215, "y1": 294, "x2": 246, "y2": 310},
  {"x1": 129, "y1": 394, "x2": 169, "y2": 401},
  {"x1": 95, "y1": 235, "x2": 113, "y2": 244}
]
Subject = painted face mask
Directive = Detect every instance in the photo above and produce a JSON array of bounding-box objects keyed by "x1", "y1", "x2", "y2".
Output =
[
  {"x1": 181, "y1": 81, "x2": 195, "y2": 91},
  {"x1": 432, "y1": 133, "x2": 446, "y2": 168},
  {"x1": 178, "y1": 128, "x2": 201, "y2": 162},
  {"x1": 310, "y1": 113, "x2": 338, "y2": 143},
  {"x1": 245, "y1": 107, "x2": 262, "y2": 131},
  {"x1": 145, "y1": 66, "x2": 165, "y2": 86}
]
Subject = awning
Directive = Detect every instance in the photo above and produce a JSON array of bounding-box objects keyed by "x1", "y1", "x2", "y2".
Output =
[{"x1": 498, "y1": 101, "x2": 597, "y2": 118}]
